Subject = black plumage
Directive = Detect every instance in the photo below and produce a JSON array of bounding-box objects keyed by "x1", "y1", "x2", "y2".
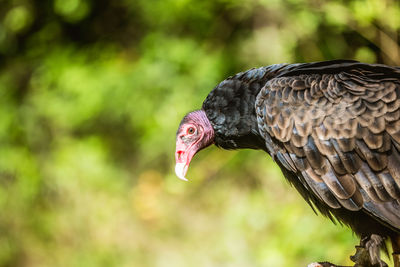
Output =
[{"x1": 199, "y1": 60, "x2": 400, "y2": 266}]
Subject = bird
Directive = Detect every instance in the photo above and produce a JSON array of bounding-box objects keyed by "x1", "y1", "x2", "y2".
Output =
[{"x1": 174, "y1": 60, "x2": 400, "y2": 267}]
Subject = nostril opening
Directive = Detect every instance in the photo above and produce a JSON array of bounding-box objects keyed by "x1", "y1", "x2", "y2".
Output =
[{"x1": 177, "y1": 151, "x2": 184, "y2": 161}]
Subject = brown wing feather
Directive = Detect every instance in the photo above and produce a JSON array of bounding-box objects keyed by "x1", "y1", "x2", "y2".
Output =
[{"x1": 255, "y1": 70, "x2": 400, "y2": 229}]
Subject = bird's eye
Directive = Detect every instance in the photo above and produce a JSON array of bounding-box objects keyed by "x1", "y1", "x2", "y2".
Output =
[{"x1": 187, "y1": 127, "x2": 195, "y2": 135}]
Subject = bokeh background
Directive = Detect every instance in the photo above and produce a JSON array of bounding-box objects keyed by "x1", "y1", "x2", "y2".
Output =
[{"x1": 1, "y1": 0, "x2": 400, "y2": 266}]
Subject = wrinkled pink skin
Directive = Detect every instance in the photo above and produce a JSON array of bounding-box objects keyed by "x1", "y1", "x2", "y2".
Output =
[{"x1": 175, "y1": 110, "x2": 214, "y2": 180}]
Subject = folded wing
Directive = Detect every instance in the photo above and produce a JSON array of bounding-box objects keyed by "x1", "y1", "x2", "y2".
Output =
[{"x1": 255, "y1": 62, "x2": 400, "y2": 230}]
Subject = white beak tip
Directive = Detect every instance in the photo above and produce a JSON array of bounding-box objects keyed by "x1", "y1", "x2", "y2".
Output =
[
  {"x1": 178, "y1": 176, "x2": 188, "y2": 182},
  {"x1": 175, "y1": 162, "x2": 189, "y2": 181}
]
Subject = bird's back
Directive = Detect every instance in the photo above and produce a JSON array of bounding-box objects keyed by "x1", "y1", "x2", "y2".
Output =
[{"x1": 255, "y1": 60, "x2": 400, "y2": 235}]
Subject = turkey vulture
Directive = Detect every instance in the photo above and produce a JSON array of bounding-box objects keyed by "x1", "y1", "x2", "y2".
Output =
[{"x1": 175, "y1": 60, "x2": 400, "y2": 267}]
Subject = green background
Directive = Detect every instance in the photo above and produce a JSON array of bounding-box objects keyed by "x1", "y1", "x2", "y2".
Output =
[{"x1": 1, "y1": 0, "x2": 399, "y2": 266}]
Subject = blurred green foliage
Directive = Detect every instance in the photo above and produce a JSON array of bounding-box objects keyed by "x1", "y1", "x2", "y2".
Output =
[{"x1": 1, "y1": 0, "x2": 400, "y2": 266}]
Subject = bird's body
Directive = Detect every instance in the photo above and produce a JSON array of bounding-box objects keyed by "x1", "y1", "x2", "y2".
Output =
[{"x1": 175, "y1": 60, "x2": 400, "y2": 266}]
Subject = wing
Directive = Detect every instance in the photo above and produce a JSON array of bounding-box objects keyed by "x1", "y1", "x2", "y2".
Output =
[{"x1": 255, "y1": 62, "x2": 400, "y2": 230}]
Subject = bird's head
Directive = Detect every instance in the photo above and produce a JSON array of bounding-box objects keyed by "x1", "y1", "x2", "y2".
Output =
[{"x1": 175, "y1": 110, "x2": 214, "y2": 181}]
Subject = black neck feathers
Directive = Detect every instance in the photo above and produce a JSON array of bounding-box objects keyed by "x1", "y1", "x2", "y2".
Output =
[{"x1": 202, "y1": 64, "x2": 291, "y2": 150}]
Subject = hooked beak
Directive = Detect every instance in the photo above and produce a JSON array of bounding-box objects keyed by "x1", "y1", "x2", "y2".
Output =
[
  {"x1": 175, "y1": 162, "x2": 188, "y2": 181},
  {"x1": 175, "y1": 139, "x2": 198, "y2": 182}
]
